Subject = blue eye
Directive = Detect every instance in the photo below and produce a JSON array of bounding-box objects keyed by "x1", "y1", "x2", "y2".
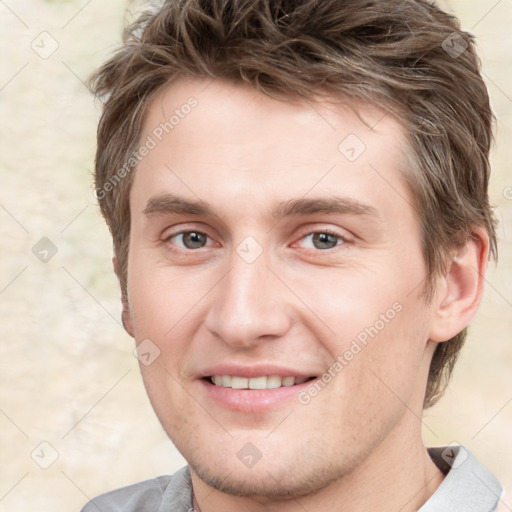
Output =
[
  {"x1": 301, "y1": 232, "x2": 344, "y2": 250},
  {"x1": 166, "y1": 230, "x2": 346, "y2": 252},
  {"x1": 170, "y1": 231, "x2": 209, "y2": 249}
]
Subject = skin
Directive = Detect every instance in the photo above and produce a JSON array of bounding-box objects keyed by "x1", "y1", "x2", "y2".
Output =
[{"x1": 121, "y1": 78, "x2": 489, "y2": 512}]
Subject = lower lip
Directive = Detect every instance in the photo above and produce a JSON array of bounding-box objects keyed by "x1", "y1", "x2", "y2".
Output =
[{"x1": 199, "y1": 378, "x2": 316, "y2": 412}]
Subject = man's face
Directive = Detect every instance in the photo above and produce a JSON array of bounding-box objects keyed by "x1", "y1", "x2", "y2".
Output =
[{"x1": 126, "y1": 79, "x2": 437, "y2": 497}]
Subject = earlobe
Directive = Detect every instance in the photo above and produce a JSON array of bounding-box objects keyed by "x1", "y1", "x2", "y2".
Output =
[
  {"x1": 112, "y1": 255, "x2": 135, "y2": 338},
  {"x1": 428, "y1": 227, "x2": 489, "y2": 343}
]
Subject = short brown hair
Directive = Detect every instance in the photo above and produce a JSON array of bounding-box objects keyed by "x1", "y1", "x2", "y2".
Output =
[{"x1": 90, "y1": 0, "x2": 497, "y2": 408}]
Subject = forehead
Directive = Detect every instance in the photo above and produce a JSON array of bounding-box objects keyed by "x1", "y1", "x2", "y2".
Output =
[{"x1": 132, "y1": 78, "x2": 414, "y2": 223}]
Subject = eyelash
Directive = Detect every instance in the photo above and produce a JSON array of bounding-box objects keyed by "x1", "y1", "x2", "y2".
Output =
[
  {"x1": 296, "y1": 229, "x2": 349, "y2": 251},
  {"x1": 165, "y1": 230, "x2": 216, "y2": 250},
  {"x1": 164, "y1": 229, "x2": 350, "y2": 252}
]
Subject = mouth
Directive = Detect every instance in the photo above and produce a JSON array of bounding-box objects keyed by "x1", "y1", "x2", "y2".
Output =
[
  {"x1": 205, "y1": 375, "x2": 317, "y2": 390},
  {"x1": 198, "y1": 366, "x2": 321, "y2": 411}
]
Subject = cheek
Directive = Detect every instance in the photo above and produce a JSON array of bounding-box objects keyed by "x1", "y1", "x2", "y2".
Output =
[
  {"x1": 319, "y1": 250, "x2": 426, "y2": 346},
  {"x1": 286, "y1": 261, "x2": 405, "y2": 344},
  {"x1": 126, "y1": 250, "x2": 209, "y2": 340},
  {"x1": 340, "y1": 297, "x2": 431, "y2": 423},
  {"x1": 300, "y1": 263, "x2": 431, "y2": 406}
]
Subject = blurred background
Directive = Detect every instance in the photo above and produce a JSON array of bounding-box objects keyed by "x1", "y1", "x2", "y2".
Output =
[{"x1": 0, "y1": 0, "x2": 510, "y2": 510}]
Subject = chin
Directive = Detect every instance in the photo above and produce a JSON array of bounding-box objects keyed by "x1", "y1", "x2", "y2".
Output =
[
  {"x1": 191, "y1": 460, "x2": 340, "y2": 499},
  {"x1": 181, "y1": 436, "x2": 355, "y2": 500}
]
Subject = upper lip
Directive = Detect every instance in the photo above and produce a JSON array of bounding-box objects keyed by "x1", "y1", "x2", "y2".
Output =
[{"x1": 199, "y1": 364, "x2": 318, "y2": 379}]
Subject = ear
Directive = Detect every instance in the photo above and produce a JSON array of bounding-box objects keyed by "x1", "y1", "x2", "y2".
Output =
[
  {"x1": 428, "y1": 227, "x2": 490, "y2": 343},
  {"x1": 113, "y1": 255, "x2": 134, "y2": 338}
]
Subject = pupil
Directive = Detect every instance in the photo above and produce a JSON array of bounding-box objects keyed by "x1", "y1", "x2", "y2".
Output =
[
  {"x1": 313, "y1": 233, "x2": 337, "y2": 249},
  {"x1": 184, "y1": 232, "x2": 205, "y2": 249}
]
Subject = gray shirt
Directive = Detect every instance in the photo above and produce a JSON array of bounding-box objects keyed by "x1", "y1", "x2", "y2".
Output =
[{"x1": 81, "y1": 445, "x2": 503, "y2": 511}]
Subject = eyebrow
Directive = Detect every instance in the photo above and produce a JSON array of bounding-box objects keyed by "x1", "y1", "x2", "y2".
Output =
[
  {"x1": 270, "y1": 196, "x2": 379, "y2": 219},
  {"x1": 144, "y1": 194, "x2": 214, "y2": 217},
  {"x1": 143, "y1": 193, "x2": 380, "y2": 220}
]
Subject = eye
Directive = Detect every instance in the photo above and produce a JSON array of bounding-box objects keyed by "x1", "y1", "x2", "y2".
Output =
[
  {"x1": 299, "y1": 231, "x2": 346, "y2": 250},
  {"x1": 167, "y1": 231, "x2": 210, "y2": 249}
]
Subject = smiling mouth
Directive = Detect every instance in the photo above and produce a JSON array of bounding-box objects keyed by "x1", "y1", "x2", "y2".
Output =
[{"x1": 206, "y1": 375, "x2": 316, "y2": 390}]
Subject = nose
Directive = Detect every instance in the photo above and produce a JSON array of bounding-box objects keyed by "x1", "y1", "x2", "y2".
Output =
[{"x1": 204, "y1": 253, "x2": 293, "y2": 348}]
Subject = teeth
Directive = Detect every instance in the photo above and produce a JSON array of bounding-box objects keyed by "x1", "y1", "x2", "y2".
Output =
[
  {"x1": 231, "y1": 376, "x2": 248, "y2": 389},
  {"x1": 282, "y1": 376, "x2": 295, "y2": 387},
  {"x1": 267, "y1": 376, "x2": 282, "y2": 389},
  {"x1": 210, "y1": 375, "x2": 310, "y2": 389},
  {"x1": 249, "y1": 376, "x2": 267, "y2": 389}
]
